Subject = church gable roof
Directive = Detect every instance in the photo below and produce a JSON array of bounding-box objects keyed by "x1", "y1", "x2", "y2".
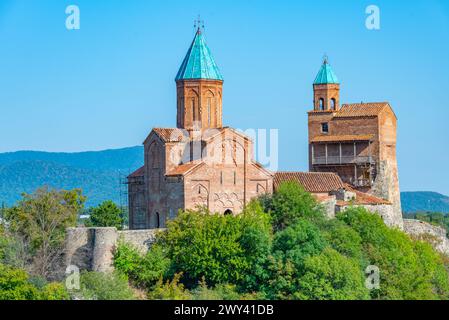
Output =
[
  {"x1": 175, "y1": 29, "x2": 223, "y2": 81},
  {"x1": 202, "y1": 127, "x2": 253, "y2": 143},
  {"x1": 251, "y1": 162, "x2": 274, "y2": 178},
  {"x1": 166, "y1": 161, "x2": 204, "y2": 177},
  {"x1": 149, "y1": 128, "x2": 188, "y2": 144},
  {"x1": 128, "y1": 166, "x2": 144, "y2": 178}
]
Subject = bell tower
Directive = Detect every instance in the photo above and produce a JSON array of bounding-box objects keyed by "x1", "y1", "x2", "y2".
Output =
[
  {"x1": 313, "y1": 57, "x2": 340, "y2": 112},
  {"x1": 175, "y1": 25, "x2": 223, "y2": 130}
]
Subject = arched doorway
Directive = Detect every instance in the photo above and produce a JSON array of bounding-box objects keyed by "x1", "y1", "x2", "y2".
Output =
[{"x1": 224, "y1": 209, "x2": 233, "y2": 216}]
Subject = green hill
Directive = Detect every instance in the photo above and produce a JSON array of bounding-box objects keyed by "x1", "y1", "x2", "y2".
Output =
[
  {"x1": 0, "y1": 147, "x2": 143, "y2": 207},
  {"x1": 401, "y1": 191, "x2": 449, "y2": 214},
  {"x1": 1, "y1": 147, "x2": 448, "y2": 212}
]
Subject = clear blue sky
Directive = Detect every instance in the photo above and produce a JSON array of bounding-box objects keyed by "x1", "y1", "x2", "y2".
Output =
[{"x1": 0, "y1": 0, "x2": 448, "y2": 195}]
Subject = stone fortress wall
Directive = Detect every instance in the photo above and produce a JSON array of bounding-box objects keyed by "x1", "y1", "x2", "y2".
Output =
[
  {"x1": 64, "y1": 227, "x2": 160, "y2": 273},
  {"x1": 64, "y1": 218, "x2": 449, "y2": 275},
  {"x1": 403, "y1": 219, "x2": 449, "y2": 256}
]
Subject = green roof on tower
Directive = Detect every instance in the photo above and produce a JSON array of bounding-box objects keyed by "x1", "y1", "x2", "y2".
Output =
[
  {"x1": 314, "y1": 57, "x2": 339, "y2": 85},
  {"x1": 175, "y1": 28, "x2": 223, "y2": 81}
]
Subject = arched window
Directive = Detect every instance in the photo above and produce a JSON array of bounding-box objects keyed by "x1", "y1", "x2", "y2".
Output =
[
  {"x1": 192, "y1": 98, "x2": 198, "y2": 122},
  {"x1": 155, "y1": 212, "x2": 160, "y2": 228},
  {"x1": 224, "y1": 209, "x2": 233, "y2": 216},
  {"x1": 207, "y1": 97, "x2": 211, "y2": 126},
  {"x1": 319, "y1": 98, "x2": 325, "y2": 110},
  {"x1": 330, "y1": 98, "x2": 336, "y2": 110}
]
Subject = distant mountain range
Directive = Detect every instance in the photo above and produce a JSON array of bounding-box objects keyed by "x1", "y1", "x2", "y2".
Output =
[
  {"x1": 401, "y1": 191, "x2": 449, "y2": 214},
  {"x1": 0, "y1": 147, "x2": 144, "y2": 207},
  {"x1": 1, "y1": 147, "x2": 448, "y2": 212}
]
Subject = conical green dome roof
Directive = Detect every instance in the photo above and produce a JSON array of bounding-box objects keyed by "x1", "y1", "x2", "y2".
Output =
[
  {"x1": 314, "y1": 58, "x2": 339, "y2": 84},
  {"x1": 175, "y1": 29, "x2": 223, "y2": 81}
]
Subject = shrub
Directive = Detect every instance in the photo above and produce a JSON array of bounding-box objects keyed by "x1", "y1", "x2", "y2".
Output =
[
  {"x1": 76, "y1": 271, "x2": 136, "y2": 300},
  {"x1": 40, "y1": 282, "x2": 70, "y2": 300},
  {"x1": 0, "y1": 263, "x2": 39, "y2": 300},
  {"x1": 114, "y1": 242, "x2": 171, "y2": 288},
  {"x1": 148, "y1": 273, "x2": 192, "y2": 300}
]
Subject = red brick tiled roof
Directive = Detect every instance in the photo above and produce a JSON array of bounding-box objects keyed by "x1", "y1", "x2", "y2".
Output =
[
  {"x1": 166, "y1": 162, "x2": 203, "y2": 176},
  {"x1": 273, "y1": 172, "x2": 345, "y2": 193},
  {"x1": 339, "y1": 184, "x2": 391, "y2": 205},
  {"x1": 335, "y1": 103, "x2": 390, "y2": 118},
  {"x1": 311, "y1": 134, "x2": 374, "y2": 143},
  {"x1": 128, "y1": 166, "x2": 144, "y2": 178},
  {"x1": 153, "y1": 128, "x2": 188, "y2": 143}
]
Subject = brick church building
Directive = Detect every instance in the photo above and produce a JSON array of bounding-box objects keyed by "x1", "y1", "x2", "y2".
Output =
[
  {"x1": 127, "y1": 27, "x2": 273, "y2": 229},
  {"x1": 128, "y1": 28, "x2": 402, "y2": 230}
]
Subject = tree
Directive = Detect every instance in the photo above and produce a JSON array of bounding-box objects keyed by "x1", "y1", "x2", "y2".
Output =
[
  {"x1": 4, "y1": 187, "x2": 85, "y2": 278},
  {"x1": 158, "y1": 202, "x2": 272, "y2": 288},
  {"x1": 148, "y1": 273, "x2": 192, "y2": 300},
  {"x1": 260, "y1": 181, "x2": 325, "y2": 231},
  {"x1": 338, "y1": 207, "x2": 449, "y2": 300},
  {"x1": 319, "y1": 219, "x2": 364, "y2": 263},
  {"x1": 265, "y1": 219, "x2": 328, "y2": 299},
  {"x1": 86, "y1": 200, "x2": 124, "y2": 230},
  {"x1": 296, "y1": 248, "x2": 369, "y2": 300},
  {"x1": 114, "y1": 241, "x2": 171, "y2": 289}
]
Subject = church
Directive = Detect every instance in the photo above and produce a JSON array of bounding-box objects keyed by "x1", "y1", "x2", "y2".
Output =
[
  {"x1": 127, "y1": 27, "x2": 273, "y2": 229},
  {"x1": 128, "y1": 26, "x2": 402, "y2": 230}
]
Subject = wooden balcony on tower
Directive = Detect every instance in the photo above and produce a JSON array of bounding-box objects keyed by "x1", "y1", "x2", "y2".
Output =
[{"x1": 310, "y1": 134, "x2": 375, "y2": 166}]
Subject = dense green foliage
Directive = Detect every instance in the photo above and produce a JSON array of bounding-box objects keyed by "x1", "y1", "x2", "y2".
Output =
[
  {"x1": 114, "y1": 241, "x2": 171, "y2": 288},
  {"x1": 2, "y1": 187, "x2": 85, "y2": 278},
  {"x1": 0, "y1": 263, "x2": 69, "y2": 300},
  {"x1": 296, "y1": 248, "x2": 369, "y2": 300},
  {"x1": 75, "y1": 272, "x2": 136, "y2": 300},
  {"x1": 114, "y1": 182, "x2": 449, "y2": 300},
  {"x1": 159, "y1": 202, "x2": 271, "y2": 288},
  {"x1": 0, "y1": 187, "x2": 84, "y2": 300},
  {"x1": 260, "y1": 181, "x2": 324, "y2": 230},
  {"x1": 86, "y1": 200, "x2": 125, "y2": 229},
  {"x1": 340, "y1": 207, "x2": 449, "y2": 299},
  {"x1": 1, "y1": 181, "x2": 448, "y2": 300}
]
